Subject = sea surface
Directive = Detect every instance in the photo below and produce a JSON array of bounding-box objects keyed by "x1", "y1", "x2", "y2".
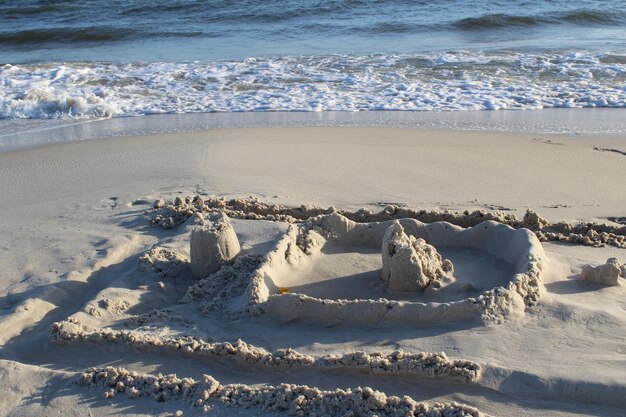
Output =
[{"x1": 1, "y1": 0, "x2": 625, "y2": 120}]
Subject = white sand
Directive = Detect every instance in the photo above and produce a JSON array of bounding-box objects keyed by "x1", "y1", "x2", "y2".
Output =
[{"x1": 0, "y1": 124, "x2": 625, "y2": 417}]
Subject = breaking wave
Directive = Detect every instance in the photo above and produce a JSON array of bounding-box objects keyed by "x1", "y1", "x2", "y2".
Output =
[{"x1": 1, "y1": 51, "x2": 625, "y2": 119}]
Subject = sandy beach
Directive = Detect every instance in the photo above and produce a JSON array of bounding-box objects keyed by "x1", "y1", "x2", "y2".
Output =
[
  {"x1": 3, "y1": 0, "x2": 626, "y2": 415},
  {"x1": 0, "y1": 122, "x2": 624, "y2": 417}
]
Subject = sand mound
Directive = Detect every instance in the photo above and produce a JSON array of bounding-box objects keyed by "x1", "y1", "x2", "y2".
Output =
[
  {"x1": 180, "y1": 254, "x2": 263, "y2": 314},
  {"x1": 78, "y1": 366, "x2": 481, "y2": 417},
  {"x1": 579, "y1": 258, "x2": 625, "y2": 286},
  {"x1": 139, "y1": 246, "x2": 188, "y2": 278},
  {"x1": 245, "y1": 213, "x2": 544, "y2": 326},
  {"x1": 146, "y1": 196, "x2": 625, "y2": 248},
  {"x1": 382, "y1": 221, "x2": 453, "y2": 292}
]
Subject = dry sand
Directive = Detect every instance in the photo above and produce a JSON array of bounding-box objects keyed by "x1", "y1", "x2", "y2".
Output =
[{"x1": 0, "y1": 125, "x2": 625, "y2": 417}]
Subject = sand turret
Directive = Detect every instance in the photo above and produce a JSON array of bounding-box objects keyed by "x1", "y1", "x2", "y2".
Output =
[
  {"x1": 190, "y1": 213, "x2": 241, "y2": 278},
  {"x1": 381, "y1": 221, "x2": 453, "y2": 292}
]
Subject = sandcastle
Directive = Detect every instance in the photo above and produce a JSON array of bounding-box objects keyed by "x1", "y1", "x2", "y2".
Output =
[
  {"x1": 41, "y1": 196, "x2": 626, "y2": 416},
  {"x1": 139, "y1": 207, "x2": 546, "y2": 327},
  {"x1": 242, "y1": 212, "x2": 546, "y2": 326},
  {"x1": 45, "y1": 199, "x2": 564, "y2": 416}
]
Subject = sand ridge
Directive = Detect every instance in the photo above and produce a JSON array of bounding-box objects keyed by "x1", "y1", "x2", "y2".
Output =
[
  {"x1": 52, "y1": 320, "x2": 481, "y2": 383},
  {"x1": 78, "y1": 366, "x2": 481, "y2": 417}
]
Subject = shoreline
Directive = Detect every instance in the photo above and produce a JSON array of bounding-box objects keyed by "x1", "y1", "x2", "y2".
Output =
[
  {"x1": 1, "y1": 125, "x2": 624, "y2": 223},
  {"x1": 1, "y1": 108, "x2": 625, "y2": 153}
]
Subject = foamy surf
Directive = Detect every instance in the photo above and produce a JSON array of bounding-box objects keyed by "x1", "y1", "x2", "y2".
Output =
[{"x1": 1, "y1": 51, "x2": 625, "y2": 120}]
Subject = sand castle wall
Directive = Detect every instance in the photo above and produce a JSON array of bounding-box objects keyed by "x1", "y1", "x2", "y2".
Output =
[
  {"x1": 52, "y1": 320, "x2": 480, "y2": 383},
  {"x1": 77, "y1": 366, "x2": 481, "y2": 417},
  {"x1": 246, "y1": 213, "x2": 545, "y2": 326},
  {"x1": 311, "y1": 213, "x2": 540, "y2": 273},
  {"x1": 147, "y1": 196, "x2": 626, "y2": 248},
  {"x1": 244, "y1": 225, "x2": 308, "y2": 310}
]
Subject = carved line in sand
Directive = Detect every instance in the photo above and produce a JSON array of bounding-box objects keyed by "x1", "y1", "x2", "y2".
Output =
[
  {"x1": 78, "y1": 366, "x2": 481, "y2": 417},
  {"x1": 147, "y1": 196, "x2": 625, "y2": 248},
  {"x1": 51, "y1": 320, "x2": 480, "y2": 383},
  {"x1": 244, "y1": 213, "x2": 545, "y2": 326}
]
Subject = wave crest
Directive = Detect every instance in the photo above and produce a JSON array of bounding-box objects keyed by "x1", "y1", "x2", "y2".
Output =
[{"x1": 454, "y1": 10, "x2": 622, "y2": 30}]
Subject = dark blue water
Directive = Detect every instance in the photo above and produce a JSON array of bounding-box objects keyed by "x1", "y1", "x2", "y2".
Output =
[
  {"x1": 1, "y1": 0, "x2": 625, "y2": 62},
  {"x1": 0, "y1": 0, "x2": 625, "y2": 119}
]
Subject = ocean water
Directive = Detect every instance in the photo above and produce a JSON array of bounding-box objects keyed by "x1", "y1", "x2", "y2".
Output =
[{"x1": 0, "y1": 0, "x2": 625, "y2": 119}]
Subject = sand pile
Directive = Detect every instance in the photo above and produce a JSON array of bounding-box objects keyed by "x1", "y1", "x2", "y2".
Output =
[
  {"x1": 52, "y1": 320, "x2": 315, "y2": 368},
  {"x1": 139, "y1": 246, "x2": 188, "y2": 278},
  {"x1": 180, "y1": 254, "x2": 263, "y2": 313},
  {"x1": 318, "y1": 350, "x2": 480, "y2": 382}
]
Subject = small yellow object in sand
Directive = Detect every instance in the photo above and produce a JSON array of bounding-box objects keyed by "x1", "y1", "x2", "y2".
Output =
[{"x1": 279, "y1": 287, "x2": 289, "y2": 294}]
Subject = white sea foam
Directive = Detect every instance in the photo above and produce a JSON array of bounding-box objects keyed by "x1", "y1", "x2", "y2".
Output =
[{"x1": 1, "y1": 51, "x2": 625, "y2": 119}]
